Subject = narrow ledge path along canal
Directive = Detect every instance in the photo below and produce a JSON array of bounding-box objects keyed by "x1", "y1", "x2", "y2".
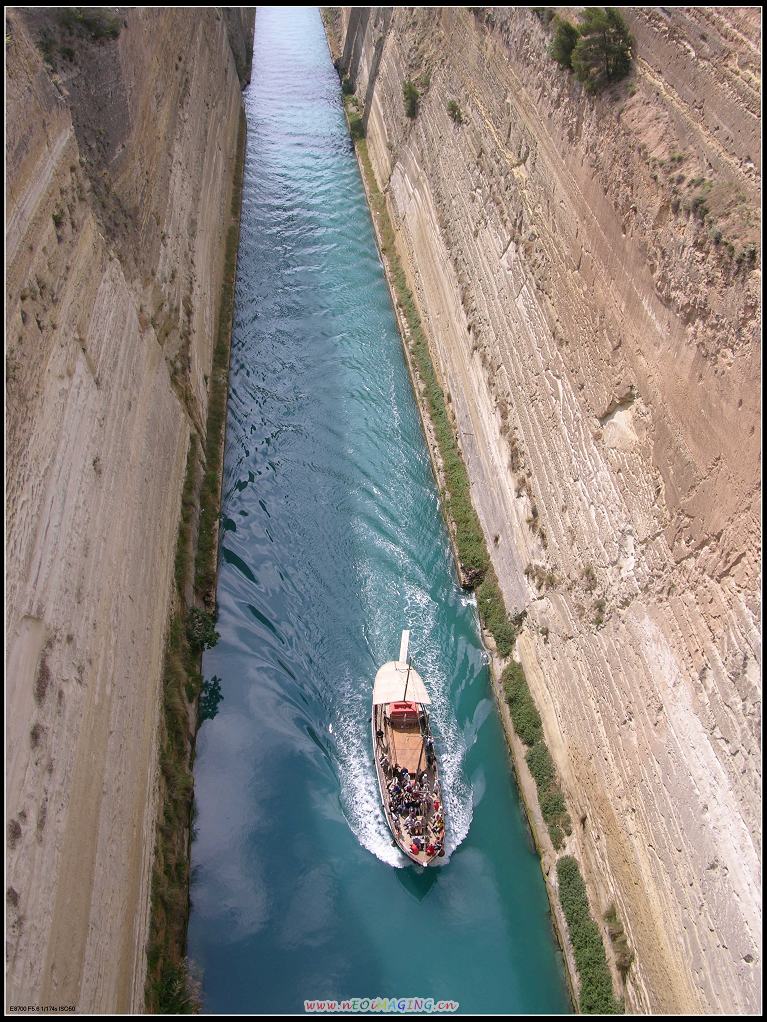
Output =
[{"x1": 188, "y1": 7, "x2": 571, "y2": 1014}]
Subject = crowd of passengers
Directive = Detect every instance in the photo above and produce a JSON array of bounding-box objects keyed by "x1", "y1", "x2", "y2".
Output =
[{"x1": 379, "y1": 754, "x2": 445, "y2": 858}]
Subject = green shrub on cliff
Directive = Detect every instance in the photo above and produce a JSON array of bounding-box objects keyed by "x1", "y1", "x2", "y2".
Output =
[
  {"x1": 525, "y1": 740, "x2": 555, "y2": 789},
  {"x1": 503, "y1": 660, "x2": 543, "y2": 746},
  {"x1": 549, "y1": 17, "x2": 580, "y2": 69},
  {"x1": 557, "y1": 857, "x2": 623, "y2": 1013},
  {"x1": 59, "y1": 7, "x2": 121, "y2": 40},
  {"x1": 532, "y1": 8, "x2": 556, "y2": 27},
  {"x1": 476, "y1": 574, "x2": 517, "y2": 657},
  {"x1": 549, "y1": 8, "x2": 634, "y2": 93},
  {"x1": 150, "y1": 960, "x2": 201, "y2": 1014},
  {"x1": 348, "y1": 110, "x2": 366, "y2": 141},
  {"x1": 186, "y1": 607, "x2": 219, "y2": 653},
  {"x1": 403, "y1": 79, "x2": 419, "y2": 119},
  {"x1": 571, "y1": 7, "x2": 634, "y2": 93},
  {"x1": 526, "y1": 740, "x2": 572, "y2": 848},
  {"x1": 447, "y1": 99, "x2": 463, "y2": 124}
]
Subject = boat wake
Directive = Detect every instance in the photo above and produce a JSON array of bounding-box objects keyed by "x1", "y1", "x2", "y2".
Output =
[
  {"x1": 334, "y1": 709, "x2": 405, "y2": 867},
  {"x1": 335, "y1": 700, "x2": 473, "y2": 867},
  {"x1": 333, "y1": 574, "x2": 475, "y2": 867},
  {"x1": 327, "y1": 357, "x2": 478, "y2": 866}
]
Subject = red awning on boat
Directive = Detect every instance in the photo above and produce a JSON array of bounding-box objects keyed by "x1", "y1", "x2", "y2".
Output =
[{"x1": 389, "y1": 701, "x2": 419, "y2": 722}]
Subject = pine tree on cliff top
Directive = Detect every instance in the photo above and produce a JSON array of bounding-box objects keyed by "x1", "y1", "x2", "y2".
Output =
[
  {"x1": 571, "y1": 7, "x2": 634, "y2": 93},
  {"x1": 549, "y1": 17, "x2": 580, "y2": 70}
]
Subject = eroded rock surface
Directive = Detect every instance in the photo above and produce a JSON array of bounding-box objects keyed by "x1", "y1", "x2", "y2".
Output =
[
  {"x1": 333, "y1": 7, "x2": 761, "y2": 1013},
  {"x1": 5, "y1": 7, "x2": 254, "y2": 1010}
]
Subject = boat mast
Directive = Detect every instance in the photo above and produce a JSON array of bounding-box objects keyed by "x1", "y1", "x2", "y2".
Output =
[{"x1": 403, "y1": 656, "x2": 412, "y2": 700}]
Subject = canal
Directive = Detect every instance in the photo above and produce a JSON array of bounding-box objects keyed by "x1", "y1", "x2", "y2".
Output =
[{"x1": 188, "y1": 7, "x2": 570, "y2": 1013}]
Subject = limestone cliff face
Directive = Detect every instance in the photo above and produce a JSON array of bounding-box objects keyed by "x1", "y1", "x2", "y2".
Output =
[
  {"x1": 5, "y1": 7, "x2": 254, "y2": 1011},
  {"x1": 334, "y1": 7, "x2": 761, "y2": 1014}
]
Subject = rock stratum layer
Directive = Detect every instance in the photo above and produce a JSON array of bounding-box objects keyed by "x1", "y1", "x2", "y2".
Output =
[
  {"x1": 331, "y1": 6, "x2": 761, "y2": 1014},
  {"x1": 5, "y1": 7, "x2": 254, "y2": 1011}
]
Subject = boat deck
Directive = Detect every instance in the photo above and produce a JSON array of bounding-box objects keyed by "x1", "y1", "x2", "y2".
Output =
[{"x1": 386, "y1": 722, "x2": 425, "y2": 775}]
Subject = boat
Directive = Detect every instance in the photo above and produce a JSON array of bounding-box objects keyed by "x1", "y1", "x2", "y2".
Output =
[{"x1": 372, "y1": 630, "x2": 446, "y2": 865}]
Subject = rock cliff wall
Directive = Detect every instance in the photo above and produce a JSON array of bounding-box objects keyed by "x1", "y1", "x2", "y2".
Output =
[
  {"x1": 5, "y1": 7, "x2": 254, "y2": 1011},
  {"x1": 333, "y1": 6, "x2": 761, "y2": 1013}
]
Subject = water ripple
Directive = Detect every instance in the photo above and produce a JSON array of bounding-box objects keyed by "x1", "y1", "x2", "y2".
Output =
[{"x1": 189, "y1": 7, "x2": 570, "y2": 1015}]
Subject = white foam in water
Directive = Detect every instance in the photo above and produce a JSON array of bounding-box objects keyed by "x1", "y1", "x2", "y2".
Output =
[
  {"x1": 334, "y1": 704, "x2": 406, "y2": 868},
  {"x1": 406, "y1": 609, "x2": 474, "y2": 861},
  {"x1": 334, "y1": 665, "x2": 473, "y2": 867},
  {"x1": 333, "y1": 358, "x2": 475, "y2": 866},
  {"x1": 334, "y1": 562, "x2": 474, "y2": 866}
]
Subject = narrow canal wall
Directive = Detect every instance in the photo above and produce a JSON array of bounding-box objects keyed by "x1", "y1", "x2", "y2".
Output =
[
  {"x1": 326, "y1": 6, "x2": 761, "y2": 1015},
  {"x1": 5, "y1": 7, "x2": 254, "y2": 1011}
]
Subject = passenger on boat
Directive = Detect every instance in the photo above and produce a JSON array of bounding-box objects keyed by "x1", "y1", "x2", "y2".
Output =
[{"x1": 426, "y1": 842, "x2": 437, "y2": 857}]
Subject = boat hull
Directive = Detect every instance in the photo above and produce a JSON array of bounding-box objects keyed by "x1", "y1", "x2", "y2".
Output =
[{"x1": 371, "y1": 699, "x2": 445, "y2": 866}]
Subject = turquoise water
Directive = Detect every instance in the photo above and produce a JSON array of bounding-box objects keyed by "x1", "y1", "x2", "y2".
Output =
[{"x1": 187, "y1": 7, "x2": 570, "y2": 1014}]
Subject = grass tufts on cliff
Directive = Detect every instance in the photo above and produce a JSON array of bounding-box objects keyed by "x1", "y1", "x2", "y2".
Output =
[
  {"x1": 502, "y1": 660, "x2": 543, "y2": 745},
  {"x1": 174, "y1": 436, "x2": 199, "y2": 592},
  {"x1": 195, "y1": 107, "x2": 247, "y2": 606},
  {"x1": 151, "y1": 960, "x2": 201, "y2": 1014},
  {"x1": 500, "y1": 659, "x2": 571, "y2": 846},
  {"x1": 526, "y1": 741, "x2": 571, "y2": 848},
  {"x1": 351, "y1": 134, "x2": 517, "y2": 657},
  {"x1": 337, "y1": 47, "x2": 625, "y2": 1018},
  {"x1": 145, "y1": 105, "x2": 247, "y2": 1015},
  {"x1": 557, "y1": 857, "x2": 624, "y2": 1014},
  {"x1": 604, "y1": 902, "x2": 634, "y2": 978}
]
